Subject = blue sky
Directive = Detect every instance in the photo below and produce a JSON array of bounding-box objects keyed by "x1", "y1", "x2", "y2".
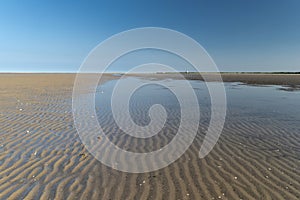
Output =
[{"x1": 0, "y1": 0, "x2": 299, "y2": 72}]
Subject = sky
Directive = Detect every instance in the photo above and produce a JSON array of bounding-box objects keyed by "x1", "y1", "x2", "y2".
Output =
[{"x1": 0, "y1": 0, "x2": 300, "y2": 72}]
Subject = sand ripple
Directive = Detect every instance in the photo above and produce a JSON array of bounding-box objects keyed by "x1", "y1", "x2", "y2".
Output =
[{"x1": 0, "y1": 74, "x2": 299, "y2": 200}]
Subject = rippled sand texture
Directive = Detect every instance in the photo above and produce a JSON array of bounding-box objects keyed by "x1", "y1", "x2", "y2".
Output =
[{"x1": 0, "y1": 74, "x2": 300, "y2": 200}]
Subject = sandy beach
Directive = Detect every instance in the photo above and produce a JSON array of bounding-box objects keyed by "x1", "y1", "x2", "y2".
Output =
[{"x1": 0, "y1": 73, "x2": 300, "y2": 200}]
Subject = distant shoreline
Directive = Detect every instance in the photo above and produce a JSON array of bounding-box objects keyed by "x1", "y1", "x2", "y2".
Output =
[
  {"x1": 0, "y1": 71, "x2": 299, "y2": 74},
  {"x1": 1, "y1": 72, "x2": 300, "y2": 88},
  {"x1": 128, "y1": 72, "x2": 300, "y2": 87}
]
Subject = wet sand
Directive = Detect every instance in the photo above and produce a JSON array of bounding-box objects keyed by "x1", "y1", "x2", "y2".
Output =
[{"x1": 0, "y1": 73, "x2": 300, "y2": 200}]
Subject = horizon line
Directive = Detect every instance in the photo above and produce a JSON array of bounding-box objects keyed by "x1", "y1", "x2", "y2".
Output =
[{"x1": 1, "y1": 71, "x2": 299, "y2": 74}]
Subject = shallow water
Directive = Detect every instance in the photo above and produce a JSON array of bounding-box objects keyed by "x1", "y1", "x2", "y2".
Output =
[
  {"x1": 94, "y1": 77, "x2": 300, "y2": 171},
  {"x1": 96, "y1": 77, "x2": 300, "y2": 134}
]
